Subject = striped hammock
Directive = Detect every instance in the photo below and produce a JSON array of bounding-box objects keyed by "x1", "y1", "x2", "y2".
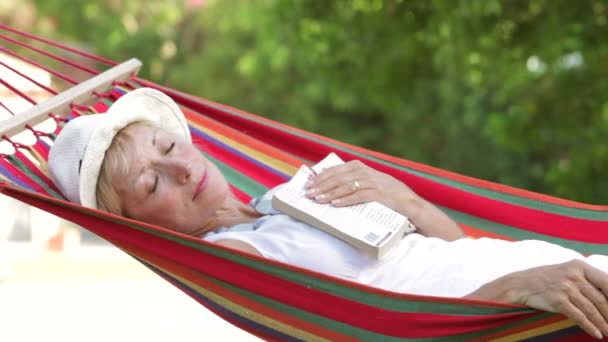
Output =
[{"x1": 1, "y1": 24, "x2": 607, "y2": 341}]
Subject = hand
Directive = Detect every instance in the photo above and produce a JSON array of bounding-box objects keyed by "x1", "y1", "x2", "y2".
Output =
[
  {"x1": 469, "y1": 260, "x2": 608, "y2": 339},
  {"x1": 304, "y1": 158, "x2": 464, "y2": 241},
  {"x1": 304, "y1": 160, "x2": 421, "y2": 216}
]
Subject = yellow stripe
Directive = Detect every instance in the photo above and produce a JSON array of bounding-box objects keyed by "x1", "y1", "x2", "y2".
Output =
[
  {"x1": 26, "y1": 146, "x2": 50, "y2": 177},
  {"x1": 180, "y1": 276, "x2": 331, "y2": 342},
  {"x1": 138, "y1": 257, "x2": 331, "y2": 342},
  {"x1": 0, "y1": 172, "x2": 11, "y2": 184},
  {"x1": 195, "y1": 125, "x2": 299, "y2": 175},
  {"x1": 490, "y1": 318, "x2": 576, "y2": 342}
]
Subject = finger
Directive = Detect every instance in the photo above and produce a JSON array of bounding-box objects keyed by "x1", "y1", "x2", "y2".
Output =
[
  {"x1": 307, "y1": 161, "x2": 362, "y2": 188},
  {"x1": 570, "y1": 289, "x2": 608, "y2": 338},
  {"x1": 310, "y1": 164, "x2": 354, "y2": 183},
  {"x1": 306, "y1": 172, "x2": 361, "y2": 198},
  {"x1": 561, "y1": 301, "x2": 604, "y2": 339},
  {"x1": 330, "y1": 189, "x2": 377, "y2": 207},
  {"x1": 584, "y1": 265, "x2": 608, "y2": 297},
  {"x1": 311, "y1": 181, "x2": 367, "y2": 204},
  {"x1": 579, "y1": 282, "x2": 608, "y2": 336},
  {"x1": 306, "y1": 177, "x2": 350, "y2": 199}
]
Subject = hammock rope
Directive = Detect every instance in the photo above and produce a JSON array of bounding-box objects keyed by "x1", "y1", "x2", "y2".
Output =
[
  {"x1": 0, "y1": 45, "x2": 79, "y2": 85},
  {"x1": 0, "y1": 23, "x2": 117, "y2": 67},
  {"x1": 0, "y1": 59, "x2": 57, "y2": 95},
  {"x1": 0, "y1": 32, "x2": 99, "y2": 75},
  {"x1": 1, "y1": 25, "x2": 605, "y2": 341}
]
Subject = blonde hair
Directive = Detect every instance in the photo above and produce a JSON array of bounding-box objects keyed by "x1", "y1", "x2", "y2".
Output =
[{"x1": 96, "y1": 121, "x2": 154, "y2": 215}]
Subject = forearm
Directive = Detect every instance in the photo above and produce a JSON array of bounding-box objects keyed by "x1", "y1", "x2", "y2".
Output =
[
  {"x1": 463, "y1": 272, "x2": 521, "y2": 303},
  {"x1": 405, "y1": 196, "x2": 465, "y2": 241}
]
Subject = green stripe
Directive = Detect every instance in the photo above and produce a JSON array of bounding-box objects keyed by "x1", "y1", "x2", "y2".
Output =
[
  {"x1": 99, "y1": 98, "x2": 115, "y2": 108},
  {"x1": 446, "y1": 208, "x2": 606, "y2": 254},
  {"x1": 207, "y1": 274, "x2": 549, "y2": 342},
  {"x1": 43, "y1": 195, "x2": 560, "y2": 341},
  {"x1": 192, "y1": 98, "x2": 608, "y2": 220},
  {"x1": 7, "y1": 155, "x2": 63, "y2": 199},
  {"x1": 319, "y1": 138, "x2": 608, "y2": 221},
  {"x1": 206, "y1": 154, "x2": 269, "y2": 196},
  {"x1": 53, "y1": 198, "x2": 526, "y2": 316}
]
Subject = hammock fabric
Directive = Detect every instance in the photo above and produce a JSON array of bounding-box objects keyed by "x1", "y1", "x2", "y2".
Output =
[{"x1": 2, "y1": 25, "x2": 608, "y2": 341}]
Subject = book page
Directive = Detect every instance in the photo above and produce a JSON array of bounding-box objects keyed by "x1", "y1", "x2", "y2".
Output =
[{"x1": 275, "y1": 153, "x2": 412, "y2": 247}]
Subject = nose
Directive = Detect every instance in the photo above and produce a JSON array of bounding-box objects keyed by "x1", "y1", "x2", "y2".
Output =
[{"x1": 164, "y1": 159, "x2": 191, "y2": 185}]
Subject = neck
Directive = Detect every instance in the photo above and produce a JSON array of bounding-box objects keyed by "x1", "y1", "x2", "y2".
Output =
[{"x1": 192, "y1": 196, "x2": 261, "y2": 236}]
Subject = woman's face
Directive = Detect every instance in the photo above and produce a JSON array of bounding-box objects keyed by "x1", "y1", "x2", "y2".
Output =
[{"x1": 111, "y1": 124, "x2": 231, "y2": 235}]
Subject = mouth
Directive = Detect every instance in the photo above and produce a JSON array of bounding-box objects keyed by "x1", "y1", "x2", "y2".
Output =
[{"x1": 192, "y1": 170, "x2": 208, "y2": 201}]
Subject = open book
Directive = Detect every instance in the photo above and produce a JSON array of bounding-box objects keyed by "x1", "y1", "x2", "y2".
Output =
[{"x1": 272, "y1": 153, "x2": 416, "y2": 259}]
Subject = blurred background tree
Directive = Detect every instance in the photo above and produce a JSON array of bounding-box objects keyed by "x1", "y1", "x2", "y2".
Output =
[{"x1": 3, "y1": 0, "x2": 608, "y2": 203}]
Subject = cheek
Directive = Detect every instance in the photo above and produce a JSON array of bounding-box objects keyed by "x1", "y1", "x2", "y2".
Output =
[
  {"x1": 206, "y1": 169, "x2": 230, "y2": 199},
  {"x1": 136, "y1": 191, "x2": 182, "y2": 220}
]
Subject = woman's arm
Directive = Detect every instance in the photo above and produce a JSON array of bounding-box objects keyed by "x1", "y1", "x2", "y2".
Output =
[
  {"x1": 305, "y1": 160, "x2": 465, "y2": 241},
  {"x1": 400, "y1": 194, "x2": 465, "y2": 241},
  {"x1": 464, "y1": 260, "x2": 608, "y2": 339}
]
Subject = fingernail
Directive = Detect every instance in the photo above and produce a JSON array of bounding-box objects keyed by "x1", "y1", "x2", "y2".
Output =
[
  {"x1": 315, "y1": 194, "x2": 326, "y2": 201},
  {"x1": 306, "y1": 189, "x2": 317, "y2": 196},
  {"x1": 595, "y1": 330, "x2": 602, "y2": 339},
  {"x1": 305, "y1": 180, "x2": 313, "y2": 188},
  {"x1": 331, "y1": 199, "x2": 341, "y2": 206}
]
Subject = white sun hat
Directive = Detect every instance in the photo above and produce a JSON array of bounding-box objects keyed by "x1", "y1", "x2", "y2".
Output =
[{"x1": 48, "y1": 87, "x2": 191, "y2": 209}]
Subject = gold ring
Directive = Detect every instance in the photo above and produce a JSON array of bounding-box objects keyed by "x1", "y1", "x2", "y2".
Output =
[{"x1": 352, "y1": 180, "x2": 360, "y2": 192}]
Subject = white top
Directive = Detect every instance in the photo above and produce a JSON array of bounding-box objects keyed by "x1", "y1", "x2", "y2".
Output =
[{"x1": 204, "y1": 188, "x2": 608, "y2": 297}]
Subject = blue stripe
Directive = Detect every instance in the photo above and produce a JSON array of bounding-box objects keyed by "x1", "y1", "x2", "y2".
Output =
[
  {"x1": 0, "y1": 160, "x2": 32, "y2": 189},
  {"x1": 189, "y1": 125, "x2": 291, "y2": 181},
  {"x1": 520, "y1": 325, "x2": 584, "y2": 341}
]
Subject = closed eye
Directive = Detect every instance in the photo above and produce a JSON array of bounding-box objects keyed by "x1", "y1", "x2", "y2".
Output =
[
  {"x1": 165, "y1": 142, "x2": 175, "y2": 154},
  {"x1": 151, "y1": 174, "x2": 159, "y2": 193}
]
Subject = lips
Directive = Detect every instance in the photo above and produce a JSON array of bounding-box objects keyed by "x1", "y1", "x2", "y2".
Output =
[{"x1": 192, "y1": 170, "x2": 208, "y2": 201}]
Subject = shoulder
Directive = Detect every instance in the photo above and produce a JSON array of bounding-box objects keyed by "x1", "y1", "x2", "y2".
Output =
[{"x1": 215, "y1": 239, "x2": 263, "y2": 257}]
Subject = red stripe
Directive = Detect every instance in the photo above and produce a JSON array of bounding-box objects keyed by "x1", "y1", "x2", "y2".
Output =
[
  {"x1": 0, "y1": 186, "x2": 540, "y2": 339},
  {"x1": 356, "y1": 155, "x2": 608, "y2": 243},
  {"x1": 170, "y1": 93, "x2": 608, "y2": 242},
  {"x1": 0, "y1": 158, "x2": 24, "y2": 183},
  {"x1": 459, "y1": 223, "x2": 514, "y2": 240},
  {"x1": 12, "y1": 149, "x2": 61, "y2": 196},
  {"x1": 338, "y1": 144, "x2": 608, "y2": 211},
  {"x1": 152, "y1": 83, "x2": 608, "y2": 212},
  {"x1": 31, "y1": 140, "x2": 50, "y2": 162},
  {"x1": 137, "y1": 81, "x2": 309, "y2": 165},
  {"x1": 128, "y1": 244, "x2": 359, "y2": 342},
  {"x1": 184, "y1": 107, "x2": 303, "y2": 168},
  {"x1": 470, "y1": 315, "x2": 567, "y2": 341},
  {"x1": 193, "y1": 135, "x2": 287, "y2": 188},
  {"x1": 0, "y1": 156, "x2": 41, "y2": 189},
  {"x1": 552, "y1": 332, "x2": 595, "y2": 341},
  {"x1": 177, "y1": 92, "x2": 608, "y2": 242},
  {"x1": 230, "y1": 185, "x2": 252, "y2": 203}
]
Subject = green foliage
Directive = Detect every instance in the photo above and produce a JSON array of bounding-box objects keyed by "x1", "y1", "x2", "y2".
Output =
[
  {"x1": 30, "y1": 0, "x2": 186, "y2": 82},
  {"x1": 21, "y1": 0, "x2": 608, "y2": 203}
]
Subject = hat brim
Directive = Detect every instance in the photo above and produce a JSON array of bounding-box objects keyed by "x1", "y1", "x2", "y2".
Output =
[{"x1": 79, "y1": 88, "x2": 191, "y2": 208}]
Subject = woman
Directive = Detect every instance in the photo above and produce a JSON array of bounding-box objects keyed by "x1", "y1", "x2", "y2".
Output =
[{"x1": 49, "y1": 88, "x2": 608, "y2": 339}]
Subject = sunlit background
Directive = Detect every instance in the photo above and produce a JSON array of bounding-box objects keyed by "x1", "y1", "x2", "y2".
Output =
[
  {"x1": 1, "y1": 0, "x2": 608, "y2": 341},
  {"x1": 0, "y1": 49, "x2": 262, "y2": 341}
]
